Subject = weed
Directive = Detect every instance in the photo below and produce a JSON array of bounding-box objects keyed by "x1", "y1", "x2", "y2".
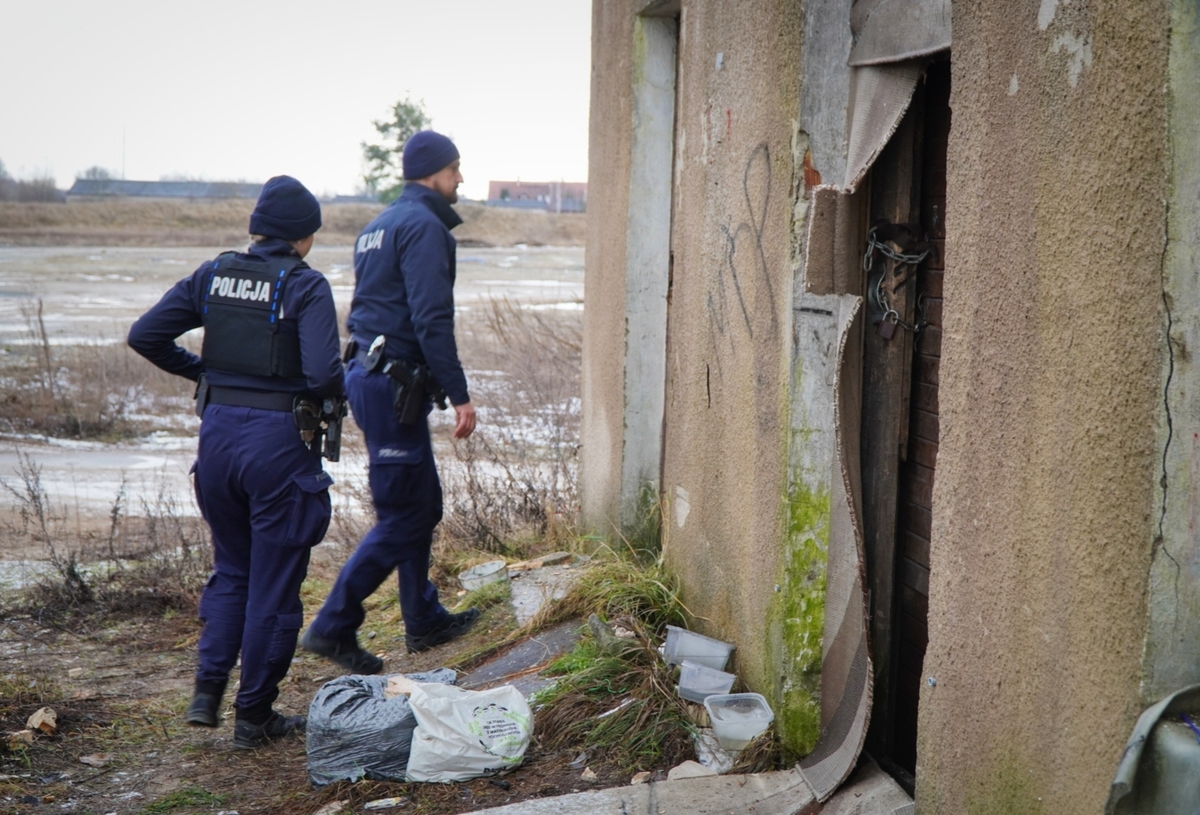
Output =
[
  {"x1": 625, "y1": 483, "x2": 664, "y2": 562},
  {"x1": 437, "y1": 297, "x2": 580, "y2": 552},
  {"x1": 453, "y1": 577, "x2": 511, "y2": 613},
  {"x1": 534, "y1": 550, "x2": 687, "y2": 635},
  {"x1": 728, "y1": 729, "x2": 799, "y2": 774},
  {"x1": 139, "y1": 785, "x2": 226, "y2": 813},
  {"x1": 534, "y1": 622, "x2": 694, "y2": 773},
  {"x1": 0, "y1": 298, "x2": 182, "y2": 439},
  {"x1": 0, "y1": 453, "x2": 210, "y2": 622},
  {"x1": 0, "y1": 670, "x2": 60, "y2": 716}
]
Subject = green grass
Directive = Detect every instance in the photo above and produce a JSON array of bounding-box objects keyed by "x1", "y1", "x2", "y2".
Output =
[
  {"x1": 138, "y1": 785, "x2": 225, "y2": 813},
  {"x1": 534, "y1": 551, "x2": 688, "y2": 635},
  {"x1": 522, "y1": 548, "x2": 697, "y2": 773},
  {"x1": 452, "y1": 577, "x2": 511, "y2": 612},
  {"x1": 535, "y1": 631, "x2": 694, "y2": 773}
]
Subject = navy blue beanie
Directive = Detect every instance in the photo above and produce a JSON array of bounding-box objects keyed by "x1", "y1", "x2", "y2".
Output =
[
  {"x1": 402, "y1": 131, "x2": 460, "y2": 180},
  {"x1": 248, "y1": 175, "x2": 322, "y2": 240}
]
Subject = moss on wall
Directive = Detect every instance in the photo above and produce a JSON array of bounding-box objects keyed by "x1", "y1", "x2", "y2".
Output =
[
  {"x1": 772, "y1": 476, "x2": 829, "y2": 753},
  {"x1": 963, "y1": 749, "x2": 1047, "y2": 815}
]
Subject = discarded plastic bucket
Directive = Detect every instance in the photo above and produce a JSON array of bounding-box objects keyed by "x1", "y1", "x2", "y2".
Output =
[
  {"x1": 663, "y1": 625, "x2": 735, "y2": 671},
  {"x1": 704, "y1": 693, "x2": 774, "y2": 751},
  {"x1": 458, "y1": 560, "x2": 509, "y2": 591},
  {"x1": 677, "y1": 659, "x2": 736, "y2": 703}
]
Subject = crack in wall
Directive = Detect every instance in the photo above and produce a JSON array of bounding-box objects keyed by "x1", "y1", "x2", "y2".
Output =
[{"x1": 1158, "y1": 197, "x2": 1182, "y2": 591}]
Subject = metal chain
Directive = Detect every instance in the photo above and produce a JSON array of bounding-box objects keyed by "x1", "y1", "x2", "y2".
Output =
[{"x1": 864, "y1": 226, "x2": 930, "y2": 334}]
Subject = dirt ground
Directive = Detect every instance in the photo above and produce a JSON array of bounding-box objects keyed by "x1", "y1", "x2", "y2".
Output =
[{"x1": 0, "y1": 560, "x2": 639, "y2": 815}]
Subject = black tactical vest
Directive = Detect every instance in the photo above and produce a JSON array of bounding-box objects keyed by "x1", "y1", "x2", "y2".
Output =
[{"x1": 200, "y1": 253, "x2": 304, "y2": 379}]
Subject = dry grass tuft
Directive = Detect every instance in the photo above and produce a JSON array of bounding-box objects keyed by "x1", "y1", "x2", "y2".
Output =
[
  {"x1": 728, "y1": 729, "x2": 799, "y2": 774},
  {"x1": 437, "y1": 297, "x2": 580, "y2": 553},
  {"x1": 1, "y1": 297, "x2": 194, "y2": 439},
  {"x1": 0, "y1": 449, "x2": 211, "y2": 623},
  {"x1": 533, "y1": 611, "x2": 694, "y2": 773}
]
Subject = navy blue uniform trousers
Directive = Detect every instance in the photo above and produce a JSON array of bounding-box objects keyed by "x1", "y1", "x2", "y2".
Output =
[
  {"x1": 309, "y1": 359, "x2": 450, "y2": 641},
  {"x1": 192, "y1": 404, "x2": 332, "y2": 712}
]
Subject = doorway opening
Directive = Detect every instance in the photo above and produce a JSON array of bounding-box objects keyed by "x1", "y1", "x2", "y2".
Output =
[{"x1": 861, "y1": 56, "x2": 951, "y2": 790}]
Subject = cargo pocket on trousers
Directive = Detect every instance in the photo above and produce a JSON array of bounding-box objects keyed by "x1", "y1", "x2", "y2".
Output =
[
  {"x1": 270, "y1": 611, "x2": 305, "y2": 665},
  {"x1": 284, "y1": 471, "x2": 334, "y2": 547}
]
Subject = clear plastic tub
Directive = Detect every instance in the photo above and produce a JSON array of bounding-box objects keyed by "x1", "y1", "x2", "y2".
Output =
[
  {"x1": 677, "y1": 660, "x2": 736, "y2": 703},
  {"x1": 703, "y1": 693, "x2": 774, "y2": 751},
  {"x1": 458, "y1": 560, "x2": 509, "y2": 591},
  {"x1": 663, "y1": 625, "x2": 735, "y2": 671}
]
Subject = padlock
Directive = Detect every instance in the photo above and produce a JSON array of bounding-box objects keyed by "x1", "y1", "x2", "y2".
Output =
[{"x1": 878, "y1": 310, "x2": 898, "y2": 339}]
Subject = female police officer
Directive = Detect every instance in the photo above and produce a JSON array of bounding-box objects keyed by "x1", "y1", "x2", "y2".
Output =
[{"x1": 128, "y1": 176, "x2": 343, "y2": 749}]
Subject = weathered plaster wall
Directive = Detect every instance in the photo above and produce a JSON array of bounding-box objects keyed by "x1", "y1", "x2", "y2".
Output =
[
  {"x1": 580, "y1": 0, "x2": 635, "y2": 532},
  {"x1": 1145, "y1": 0, "x2": 1200, "y2": 702},
  {"x1": 660, "y1": 0, "x2": 803, "y2": 731},
  {"x1": 917, "y1": 2, "x2": 1167, "y2": 812},
  {"x1": 618, "y1": 14, "x2": 676, "y2": 526}
]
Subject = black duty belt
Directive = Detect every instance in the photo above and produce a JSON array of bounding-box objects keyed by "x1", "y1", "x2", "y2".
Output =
[{"x1": 206, "y1": 386, "x2": 297, "y2": 412}]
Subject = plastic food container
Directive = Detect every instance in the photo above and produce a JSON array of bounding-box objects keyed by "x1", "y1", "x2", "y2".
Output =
[
  {"x1": 677, "y1": 659, "x2": 736, "y2": 703},
  {"x1": 703, "y1": 693, "x2": 774, "y2": 751},
  {"x1": 458, "y1": 560, "x2": 509, "y2": 591},
  {"x1": 663, "y1": 625, "x2": 735, "y2": 671}
]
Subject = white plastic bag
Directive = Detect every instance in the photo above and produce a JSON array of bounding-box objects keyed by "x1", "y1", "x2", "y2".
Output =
[
  {"x1": 404, "y1": 682, "x2": 533, "y2": 782},
  {"x1": 306, "y1": 669, "x2": 456, "y2": 787}
]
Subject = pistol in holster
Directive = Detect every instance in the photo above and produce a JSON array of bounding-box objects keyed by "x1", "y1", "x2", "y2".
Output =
[
  {"x1": 320, "y1": 396, "x2": 347, "y2": 461},
  {"x1": 366, "y1": 335, "x2": 447, "y2": 424},
  {"x1": 293, "y1": 395, "x2": 348, "y2": 462},
  {"x1": 383, "y1": 360, "x2": 430, "y2": 425}
]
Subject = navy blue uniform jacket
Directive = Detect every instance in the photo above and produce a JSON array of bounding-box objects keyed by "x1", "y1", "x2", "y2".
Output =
[
  {"x1": 127, "y1": 238, "x2": 344, "y2": 398},
  {"x1": 346, "y1": 183, "x2": 470, "y2": 406}
]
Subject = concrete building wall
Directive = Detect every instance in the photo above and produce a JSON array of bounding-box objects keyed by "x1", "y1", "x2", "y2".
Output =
[
  {"x1": 659, "y1": 0, "x2": 803, "y2": 706},
  {"x1": 1145, "y1": 0, "x2": 1200, "y2": 703},
  {"x1": 916, "y1": 2, "x2": 1168, "y2": 812},
  {"x1": 580, "y1": 0, "x2": 635, "y2": 532},
  {"x1": 584, "y1": 0, "x2": 1200, "y2": 804}
]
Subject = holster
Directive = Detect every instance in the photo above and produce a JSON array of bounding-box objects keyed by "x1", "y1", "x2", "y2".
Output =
[
  {"x1": 362, "y1": 335, "x2": 448, "y2": 425},
  {"x1": 293, "y1": 396, "x2": 323, "y2": 453},
  {"x1": 293, "y1": 395, "x2": 348, "y2": 461},
  {"x1": 194, "y1": 374, "x2": 210, "y2": 418},
  {"x1": 385, "y1": 361, "x2": 429, "y2": 425},
  {"x1": 321, "y1": 397, "x2": 347, "y2": 462}
]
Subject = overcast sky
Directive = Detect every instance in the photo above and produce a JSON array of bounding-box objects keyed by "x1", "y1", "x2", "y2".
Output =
[{"x1": 0, "y1": 0, "x2": 591, "y2": 201}]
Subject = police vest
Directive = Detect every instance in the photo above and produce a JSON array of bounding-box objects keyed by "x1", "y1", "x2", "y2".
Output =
[{"x1": 200, "y1": 253, "x2": 304, "y2": 379}]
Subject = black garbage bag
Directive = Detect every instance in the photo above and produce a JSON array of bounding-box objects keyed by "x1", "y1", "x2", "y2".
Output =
[{"x1": 306, "y1": 668, "x2": 456, "y2": 787}]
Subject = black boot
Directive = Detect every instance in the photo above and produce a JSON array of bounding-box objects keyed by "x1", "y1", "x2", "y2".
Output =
[
  {"x1": 299, "y1": 627, "x2": 383, "y2": 674},
  {"x1": 405, "y1": 607, "x2": 481, "y2": 653},
  {"x1": 184, "y1": 680, "x2": 226, "y2": 728},
  {"x1": 233, "y1": 710, "x2": 306, "y2": 750}
]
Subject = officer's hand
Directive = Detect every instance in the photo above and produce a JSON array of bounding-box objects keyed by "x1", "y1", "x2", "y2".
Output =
[{"x1": 453, "y1": 401, "x2": 477, "y2": 439}]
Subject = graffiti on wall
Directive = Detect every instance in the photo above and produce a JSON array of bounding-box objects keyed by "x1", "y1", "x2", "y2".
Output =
[{"x1": 705, "y1": 143, "x2": 783, "y2": 396}]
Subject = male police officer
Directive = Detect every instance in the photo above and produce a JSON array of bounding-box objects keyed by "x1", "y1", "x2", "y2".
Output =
[
  {"x1": 128, "y1": 176, "x2": 343, "y2": 749},
  {"x1": 301, "y1": 130, "x2": 479, "y2": 674}
]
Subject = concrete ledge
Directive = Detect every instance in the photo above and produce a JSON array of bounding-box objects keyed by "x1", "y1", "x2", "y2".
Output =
[{"x1": 460, "y1": 767, "x2": 815, "y2": 815}]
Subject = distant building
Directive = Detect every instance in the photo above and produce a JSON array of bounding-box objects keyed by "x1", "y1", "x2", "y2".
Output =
[
  {"x1": 65, "y1": 179, "x2": 263, "y2": 201},
  {"x1": 487, "y1": 180, "x2": 586, "y2": 213}
]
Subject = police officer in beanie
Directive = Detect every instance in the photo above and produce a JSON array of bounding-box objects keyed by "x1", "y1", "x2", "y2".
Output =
[
  {"x1": 300, "y1": 131, "x2": 479, "y2": 673},
  {"x1": 128, "y1": 175, "x2": 343, "y2": 748}
]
